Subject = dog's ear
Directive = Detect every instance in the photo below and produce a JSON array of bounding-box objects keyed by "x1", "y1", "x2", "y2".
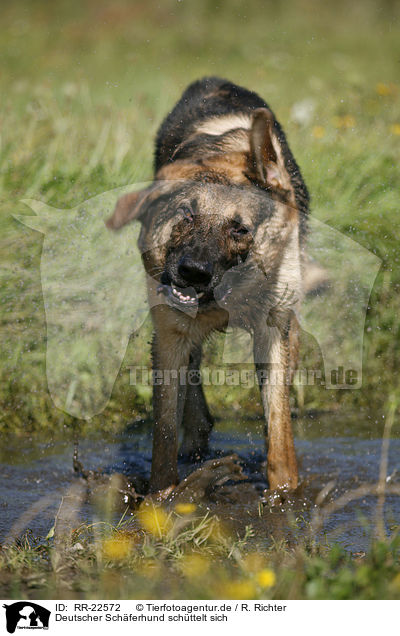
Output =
[
  {"x1": 105, "y1": 188, "x2": 151, "y2": 230},
  {"x1": 249, "y1": 108, "x2": 295, "y2": 202}
]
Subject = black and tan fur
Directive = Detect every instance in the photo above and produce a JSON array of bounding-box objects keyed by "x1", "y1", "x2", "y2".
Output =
[{"x1": 107, "y1": 77, "x2": 309, "y2": 493}]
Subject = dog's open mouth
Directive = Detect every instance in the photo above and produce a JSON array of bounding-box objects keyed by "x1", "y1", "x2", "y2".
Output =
[
  {"x1": 157, "y1": 281, "x2": 233, "y2": 310},
  {"x1": 157, "y1": 282, "x2": 204, "y2": 308}
]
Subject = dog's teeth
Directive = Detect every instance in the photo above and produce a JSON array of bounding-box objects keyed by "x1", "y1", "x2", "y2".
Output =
[{"x1": 170, "y1": 285, "x2": 198, "y2": 304}]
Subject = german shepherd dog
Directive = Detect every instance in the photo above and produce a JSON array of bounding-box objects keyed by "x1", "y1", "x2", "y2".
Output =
[{"x1": 107, "y1": 77, "x2": 309, "y2": 493}]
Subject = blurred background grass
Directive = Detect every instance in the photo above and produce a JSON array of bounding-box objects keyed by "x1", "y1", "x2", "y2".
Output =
[{"x1": 1, "y1": 0, "x2": 399, "y2": 434}]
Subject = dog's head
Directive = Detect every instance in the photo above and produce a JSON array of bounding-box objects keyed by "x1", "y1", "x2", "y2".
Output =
[{"x1": 106, "y1": 108, "x2": 300, "y2": 312}]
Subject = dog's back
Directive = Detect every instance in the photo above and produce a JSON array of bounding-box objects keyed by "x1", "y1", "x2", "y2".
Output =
[{"x1": 155, "y1": 76, "x2": 309, "y2": 235}]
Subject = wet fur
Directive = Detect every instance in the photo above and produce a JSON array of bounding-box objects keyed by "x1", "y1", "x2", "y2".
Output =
[{"x1": 107, "y1": 77, "x2": 309, "y2": 493}]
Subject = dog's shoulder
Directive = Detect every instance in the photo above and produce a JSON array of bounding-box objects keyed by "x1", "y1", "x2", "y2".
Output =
[
  {"x1": 154, "y1": 77, "x2": 309, "y2": 235},
  {"x1": 154, "y1": 76, "x2": 266, "y2": 171}
]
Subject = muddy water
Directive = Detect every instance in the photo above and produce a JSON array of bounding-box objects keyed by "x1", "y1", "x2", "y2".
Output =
[{"x1": 1, "y1": 413, "x2": 399, "y2": 552}]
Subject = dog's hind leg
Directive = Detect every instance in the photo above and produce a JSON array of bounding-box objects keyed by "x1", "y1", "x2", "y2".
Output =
[{"x1": 179, "y1": 346, "x2": 214, "y2": 460}]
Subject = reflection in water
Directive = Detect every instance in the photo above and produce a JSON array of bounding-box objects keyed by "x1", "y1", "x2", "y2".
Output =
[{"x1": 1, "y1": 414, "x2": 399, "y2": 552}]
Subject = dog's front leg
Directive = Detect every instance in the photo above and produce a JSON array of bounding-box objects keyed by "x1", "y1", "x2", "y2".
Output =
[
  {"x1": 254, "y1": 317, "x2": 298, "y2": 491},
  {"x1": 179, "y1": 345, "x2": 214, "y2": 459},
  {"x1": 149, "y1": 313, "x2": 190, "y2": 493}
]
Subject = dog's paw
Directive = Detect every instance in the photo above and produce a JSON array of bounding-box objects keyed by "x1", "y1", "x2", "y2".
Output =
[{"x1": 166, "y1": 455, "x2": 247, "y2": 503}]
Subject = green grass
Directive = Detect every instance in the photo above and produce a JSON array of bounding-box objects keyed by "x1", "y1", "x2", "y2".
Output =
[
  {"x1": 1, "y1": 0, "x2": 400, "y2": 599},
  {"x1": 1, "y1": 0, "x2": 400, "y2": 434},
  {"x1": 1, "y1": 504, "x2": 400, "y2": 600}
]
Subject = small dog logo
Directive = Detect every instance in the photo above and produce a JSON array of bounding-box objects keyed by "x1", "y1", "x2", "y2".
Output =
[{"x1": 3, "y1": 602, "x2": 50, "y2": 634}]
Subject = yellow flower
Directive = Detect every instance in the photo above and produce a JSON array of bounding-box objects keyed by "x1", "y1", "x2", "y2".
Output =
[
  {"x1": 312, "y1": 125, "x2": 325, "y2": 139},
  {"x1": 175, "y1": 502, "x2": 197, "y2": 515},
  {"x1": 389, "y1": 123, "x2": 400, "y2": 136},
  {"x1": 376, "y1": 83, "x2": 390, "y2": 96},
  {"x1": 332, "y1": 115, "x2": 356, "y2": 129},
  {"x1": 180, "y1": 553, "x2": 211, "y2": 578},
  {"x1": 137, "y1": 502, "x2": 172, "y2": 537},
  {"x1": 376, "y1": 82, "x2": 397, "y2": 96},
  {"x1": 223, "y1": 580, "x2": 256, "y2": 599},
  {"x1": 256, "y1": 568, "x2": 276, "y2": 588},
  {"x1": 102, "y1": 535, "x2": 132, "y2": 560}
]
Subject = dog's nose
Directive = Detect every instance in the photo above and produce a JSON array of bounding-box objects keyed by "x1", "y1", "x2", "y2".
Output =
[{"x1": 178, "y1": 256, "x2": 213, "y2": 285}]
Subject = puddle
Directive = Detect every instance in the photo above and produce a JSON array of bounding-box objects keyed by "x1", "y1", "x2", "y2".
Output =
[{"x1": 0, "y1": 413, "x2": 399, "y2": 552}]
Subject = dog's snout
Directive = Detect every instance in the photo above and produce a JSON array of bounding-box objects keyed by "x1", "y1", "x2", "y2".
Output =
[{"x1": 178, "y1": 256, "x2": 213, "y2": 285}]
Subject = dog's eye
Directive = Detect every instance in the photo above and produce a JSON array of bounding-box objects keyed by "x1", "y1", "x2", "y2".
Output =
[
  {"x1": 230, "y1": 222, "x2": 249, "y2": 239},
  {"x1": 177, "y1": 206, "x2": 193, "y2": 221}
]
